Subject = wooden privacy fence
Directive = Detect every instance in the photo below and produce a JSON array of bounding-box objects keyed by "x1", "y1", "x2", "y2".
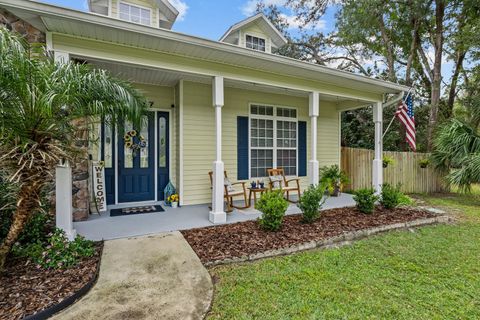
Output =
[{"x1": 341, "y1": 147, "x2": 445, "y2": 194}]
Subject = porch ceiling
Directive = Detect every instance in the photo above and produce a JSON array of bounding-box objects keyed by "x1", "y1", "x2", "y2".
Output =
[{"x1": 83, "y1": 57, "x2": 370, "y2": 105}]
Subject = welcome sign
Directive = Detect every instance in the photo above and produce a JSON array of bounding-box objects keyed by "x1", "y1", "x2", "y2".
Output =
[{"x1": 93, "y1": 162, "x2": 107, "y2": 213}]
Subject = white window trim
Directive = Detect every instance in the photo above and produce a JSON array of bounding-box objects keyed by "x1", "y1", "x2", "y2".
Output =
[
  {"x1": 248, "y1": 103, "x2": 299, "y2": 179},
  {"x1": 245, "y1": 34, "x2": 266, "y2": 52},
  {"x1": 118, "y1": 1, "x2": 153, "y2": 26}
]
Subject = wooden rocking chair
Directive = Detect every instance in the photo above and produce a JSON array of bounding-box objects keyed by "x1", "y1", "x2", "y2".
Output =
[
  {"x1": 208, "y1": 171, "x2": 248, "y2": 213},
  {"x1": 267, "y1": 168, "x2": 301, "y2": 203}
]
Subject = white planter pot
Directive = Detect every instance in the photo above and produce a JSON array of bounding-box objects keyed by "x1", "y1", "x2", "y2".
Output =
[{"x1": 171, "y1": 202, "x2": 178, "y2": 208}]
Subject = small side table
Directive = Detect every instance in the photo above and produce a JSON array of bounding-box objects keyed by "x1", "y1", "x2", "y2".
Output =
[{"x1": 248, "y1": 187, "x2": 267, "y2": 207}]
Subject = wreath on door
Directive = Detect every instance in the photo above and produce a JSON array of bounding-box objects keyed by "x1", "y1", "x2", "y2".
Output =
[{"x1": 124, "y1": 130, "x2": 147, "y2": 154}]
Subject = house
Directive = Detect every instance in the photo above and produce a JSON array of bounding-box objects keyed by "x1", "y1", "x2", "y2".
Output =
[{"x1": 0, "y1": 0, "x2": 408, "y2": 232}]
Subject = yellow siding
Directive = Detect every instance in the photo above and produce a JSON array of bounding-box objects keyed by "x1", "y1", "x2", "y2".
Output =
[
  {"x1": 181, "y1": 81, "x2": 340, "y2": 205},
  {"x1": 111, "y1": 0, "x2": 159, "y2": 28}
]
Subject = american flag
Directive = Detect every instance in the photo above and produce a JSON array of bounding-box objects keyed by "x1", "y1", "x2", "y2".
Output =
[{"x1": 395, "y1": 94, "x2": 416, "y2": 151}]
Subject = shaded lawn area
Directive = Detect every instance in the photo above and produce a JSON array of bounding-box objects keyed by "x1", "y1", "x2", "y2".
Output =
[{"x1": 208, "y1": 189, "x2": 480, "y2": 320}]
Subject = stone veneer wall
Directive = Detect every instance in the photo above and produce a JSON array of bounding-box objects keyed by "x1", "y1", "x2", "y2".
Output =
[{"x1": 1, "y1": 9, "x2": 90, "y2": 221}]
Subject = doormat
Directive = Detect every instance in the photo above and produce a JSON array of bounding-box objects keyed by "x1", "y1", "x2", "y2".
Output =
[{"x1": 110, "y1": 205, "x2": 165, "y2": 217}]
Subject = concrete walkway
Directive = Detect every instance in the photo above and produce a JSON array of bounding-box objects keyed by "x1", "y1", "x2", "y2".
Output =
[{"x1": 52, "y1": 232, "x2": 213, "y2": 320}]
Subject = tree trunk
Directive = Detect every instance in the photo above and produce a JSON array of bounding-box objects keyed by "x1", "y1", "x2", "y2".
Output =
[
  {"x1": 445, "y1": 51, "x2": 466, "y2": 119},
  {"x1": 426, "y1": 0, "x2": 445, "y2": 151},
  {"x1": 0, "y1": 182, "x2": 39, "y2": 272}
]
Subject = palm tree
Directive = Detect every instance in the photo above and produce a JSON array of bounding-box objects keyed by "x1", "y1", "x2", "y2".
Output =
[
  {"x1": 0, "y1": 28, "x2": 147, "y2": 270},
  {"x1": 431, "y1": 66, "x2": 480, "y2": 192}
]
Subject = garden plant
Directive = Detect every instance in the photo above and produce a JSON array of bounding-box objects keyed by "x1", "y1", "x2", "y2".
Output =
[
  {"x1": 381, "y1": 183, "x2": 404, "y2": 209},
  {"x1": 319, "y1": 165, "x2": 349, "y2": 196},
  {"x1": 255, "y1": 190, "x2": 288, "y2": 231},
  {"x1": 298, "y1": 183, "x2": 327, "y2": 223},
  {"x1": 0, "y1": 28, "x2": 147, "y2": 271},
  {"x1": 353, "y1": 188, "x2": 379, "y2": 214}
]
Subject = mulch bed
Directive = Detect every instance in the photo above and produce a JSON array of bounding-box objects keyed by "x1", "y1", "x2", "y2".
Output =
[
  {"x1": 0, "y1": 242, "x2": 103, "y2": 320},
  {"x1": 182, "y1": 206, "x2": 437, "y2": 264}
]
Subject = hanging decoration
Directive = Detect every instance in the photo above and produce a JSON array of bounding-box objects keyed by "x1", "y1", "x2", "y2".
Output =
[{"x1": 124, "y1": 130, "x2": 147, "y2": 156}]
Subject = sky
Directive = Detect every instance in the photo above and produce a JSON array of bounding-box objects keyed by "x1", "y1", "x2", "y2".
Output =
[
  {"x1": 37, "y1": 0, "x2": 453, "y2": 84},
  {"x1": 37, "y1": 0, "x2": 337, "y2": 40}
]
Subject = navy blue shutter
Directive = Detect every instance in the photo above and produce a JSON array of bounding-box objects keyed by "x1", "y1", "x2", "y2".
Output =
[
  {"x1": 237, "y1": 116, "x2": 249, "y2": 180},
  {"x1": 298, "y1": 121, "x2": 307, "y2": 177}
]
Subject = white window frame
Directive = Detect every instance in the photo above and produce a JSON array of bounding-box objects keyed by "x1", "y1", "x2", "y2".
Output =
[
  {"x1": 245, "y1": 34, "x2": 266, "y2": 52},
  {"x1": 118, "y1": 1, "x2": 152, "y2": 26},
  {"x1": 248, "y1": 103, "x2": 298, "y2": 179}
]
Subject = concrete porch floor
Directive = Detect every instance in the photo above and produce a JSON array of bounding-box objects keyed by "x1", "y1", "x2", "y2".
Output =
[{"x1": 74, "y1": 194, "x2": 356, "y2": 241}]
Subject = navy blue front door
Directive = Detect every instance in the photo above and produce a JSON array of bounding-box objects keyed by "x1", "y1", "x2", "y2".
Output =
[
  {"x1": 118, "y1": 113, "x2": 155, "y2": 203},
  {"x1": 157, "y1": 112, "x2": 170, "y2": 200}
]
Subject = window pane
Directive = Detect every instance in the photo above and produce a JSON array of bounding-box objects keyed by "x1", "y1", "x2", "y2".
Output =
[
  {"x1": 104, "y1": 121, "x2": 113, "y2": 168},
  {"x1": 277, "y1": 149, "x2": 297, "y2": 175},
  {"x1": 251, "y1": 149, "x2": 273, "y2": 178},
  {"x1": 120, "y1": 3, "x2": 129, "y2": 14},
  {"x1": 140, "y1": 116, "x2": 149, "y2": 168},
  {"x1": 119, "y1": 3, "x2": 151, "y2": 25},
  {"x1": 124, "y1": 121, "x2": 134, "y2": 168},
  {"x1": 277, "y1": 120, "x2": 297, "y2": 148},
  {"x1": 159, "y1": 117, "x2": 167, "y2": 167},
  {"x1": 246, "y1": 35, "x2": 266, "y2": 52},
  {"x1": 130, "y1": 6, "x2": 140, "y2": 16}
]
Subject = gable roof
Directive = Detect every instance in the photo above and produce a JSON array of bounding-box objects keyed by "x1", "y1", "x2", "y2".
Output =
[
  {"x1": 88, "y1": 0, "x2": 179, "y2": 29},
  {"x1": 220, "y1": 13, "x2": 288, "y2": 49},
  {"x1": 0, "y1": 0, "x2": 409, "y2": 101}
]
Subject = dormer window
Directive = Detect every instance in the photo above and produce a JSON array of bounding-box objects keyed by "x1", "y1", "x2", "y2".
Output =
[
  {"x1": 119, "y1": 2, "x2": 151, "y2": 26},
  {"x1": 246, "y1": 35, "x2": 266, "y2": 52}
]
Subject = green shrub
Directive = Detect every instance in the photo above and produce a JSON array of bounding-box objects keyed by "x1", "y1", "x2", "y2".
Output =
[
  {"x1": 381, "y1": 183, "x2": 404, "y2": 209},
  {"x1": 399, "y1": 193, "x2": 414, "y2": 206},
  {"x1": 18, "y1": 211, "x2": 53, "y2": 244},
  {"x1": 255, "y1": 190, "x2": 288, "y2": 231},
  {"x1": 353, "y1": 188, "x2": 379, "y2": 214},
  {"x1": 298, "y1": 184, "x2": 327, "y2": 223},
  {"x1": 13, "y1": 228, "x2": 95, "y2": 269}
]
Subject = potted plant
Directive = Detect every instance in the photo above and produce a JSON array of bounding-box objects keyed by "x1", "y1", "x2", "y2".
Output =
[
  {"x1": 319, "y1": 165, "x2": 349, "y2": 197},
  {"x1": 168, "y1": 194, "x2": 179, "y2": 208},
  {"x1": 383, "y1": 155, "x2": 394, "y2": 168},
  {"x1": 419, "y1": 158, "x2": 430, "y2": 169}
]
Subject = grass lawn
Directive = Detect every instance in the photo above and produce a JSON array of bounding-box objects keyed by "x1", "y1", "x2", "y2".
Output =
[{"x1": 208, "y1": 188, "x2": 480, "y2": 320}]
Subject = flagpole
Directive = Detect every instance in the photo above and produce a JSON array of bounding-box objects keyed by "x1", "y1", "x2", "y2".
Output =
[{"x1": 382, "y1": 88, "x2": 413, "y2": 139}]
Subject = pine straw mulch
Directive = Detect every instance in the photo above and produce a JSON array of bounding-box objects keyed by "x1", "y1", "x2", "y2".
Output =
[
  {"x1": 0, "y1": 242, "x2": 103, "y2": 320},
  {"x1": 181, "y1": 206, "x2": 437, "y2": 264}
]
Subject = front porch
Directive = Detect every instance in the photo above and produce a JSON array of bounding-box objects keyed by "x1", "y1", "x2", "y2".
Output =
[{"x1": 74, "y1": 193, "x2": 355, "y2": 241}]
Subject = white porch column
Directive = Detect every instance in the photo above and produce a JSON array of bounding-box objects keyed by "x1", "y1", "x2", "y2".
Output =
[
  {"x1": 53, "y1": 51, "x2": 76, "y2": 239},
  {"x1": 372, "y1": 102, "x2": 383, "y2": 194},
  {"x1": 308, "y1": 92, "x2": 320, "y2": 186},
  {"x1": 56, "y1": 162, "x2": 77, "y2": 241},
  {"x1": 210, "y1": 76, "x2": 227, "y2": 224}
]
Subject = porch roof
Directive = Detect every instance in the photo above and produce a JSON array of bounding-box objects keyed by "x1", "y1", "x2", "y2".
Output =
[{"x1": 0, "y1": 0, "x2": 410, "y2": 104}]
